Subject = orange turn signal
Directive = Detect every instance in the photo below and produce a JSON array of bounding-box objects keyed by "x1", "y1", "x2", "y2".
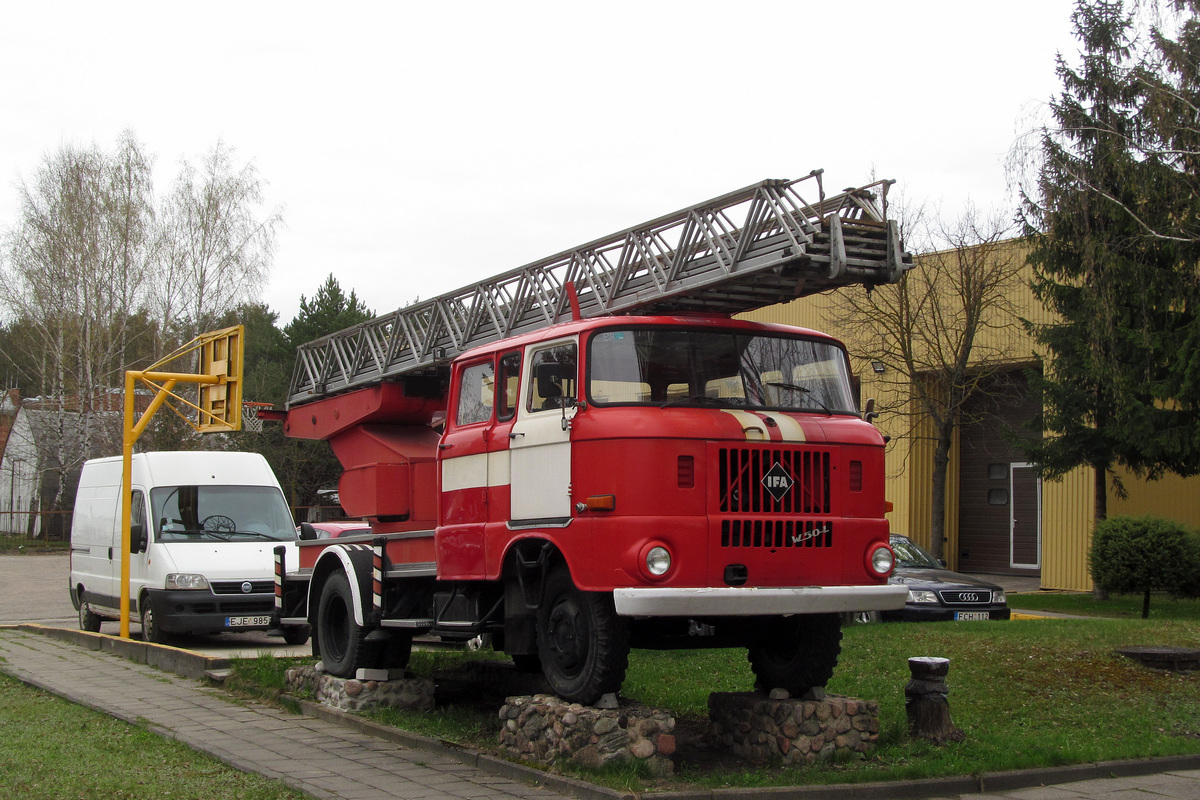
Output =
[{"x1": 583, "y1": 495, "x2": 616, "y2": 512}]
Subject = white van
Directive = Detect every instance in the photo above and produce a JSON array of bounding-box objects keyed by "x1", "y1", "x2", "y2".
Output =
[{"x1": 68, "y1": 451, "x2": 307, "y2": 645}]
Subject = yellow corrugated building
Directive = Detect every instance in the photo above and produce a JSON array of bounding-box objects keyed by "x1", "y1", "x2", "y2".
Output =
[{"x1": 742, "y1": 240, "x2": 1200, "y2": 591}]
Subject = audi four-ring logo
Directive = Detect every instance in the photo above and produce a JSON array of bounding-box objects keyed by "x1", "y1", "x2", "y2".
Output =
[{"x1": 959, "y1": 592, "x2": 980, "y2": 602}]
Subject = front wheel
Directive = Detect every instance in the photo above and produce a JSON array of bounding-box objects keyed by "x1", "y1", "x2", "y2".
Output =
[
  {"x1": 536, "y1": 566, "x2": 629, "y2": 705},
  {"x1": 316, "y1": 571, "x2": 372, "y2": 677},
  {"x1": 748, "y1": 613, "x2": 842, "y2": 696},
  {"x1": 140, "y1": 597, "x2": 166, "y2": 644}
]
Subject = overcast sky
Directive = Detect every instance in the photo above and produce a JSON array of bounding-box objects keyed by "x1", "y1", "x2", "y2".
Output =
[{"x1": 1, "y1": 1, "x2": 1079, "y2": 324}]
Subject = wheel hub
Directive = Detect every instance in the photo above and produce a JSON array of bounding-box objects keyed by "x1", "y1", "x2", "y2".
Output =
[{"x1": 546, "y1": 599, "x2": 587, "y2": 675}]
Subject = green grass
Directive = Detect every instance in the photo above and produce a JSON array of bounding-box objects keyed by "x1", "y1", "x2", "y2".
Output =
[
  {"x1": 1009, "y1": 590, "x2": 1200, "y2": 620},
  {"x1": 0, "y1": 672, "x2": 306, "y2": 800},
  {"x1": 228, "y1": 617, "x2": 1200, "y2": 793},
  {"x1": 0, "y1": 535, "x2": 69, "y2": 554}
]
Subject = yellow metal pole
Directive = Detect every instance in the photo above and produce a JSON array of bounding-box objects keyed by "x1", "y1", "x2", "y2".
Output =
[
  {"x1": 120, "y1": 372, "x2": 135, "y2": 639},
  {"x1": 115, "y1": 324, "x2": 240, "y2": 639}
]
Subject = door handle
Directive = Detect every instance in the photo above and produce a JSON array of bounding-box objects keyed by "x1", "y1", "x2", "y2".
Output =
[{"x1": 509, "y1": 432, "x2": 525, "y2": 439}]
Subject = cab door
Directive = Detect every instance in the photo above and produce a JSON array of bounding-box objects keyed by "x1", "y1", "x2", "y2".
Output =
[{"x1": 509, "y1": 338, "x2": 578, "y2": 524}]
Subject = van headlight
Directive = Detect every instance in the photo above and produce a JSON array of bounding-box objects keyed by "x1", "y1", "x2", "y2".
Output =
[{"x1": 166, "y1": 573, "x2": 210, "y2": 590}]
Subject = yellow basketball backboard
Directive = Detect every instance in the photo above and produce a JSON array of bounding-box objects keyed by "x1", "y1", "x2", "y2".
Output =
[{"x1": 198, "y1": 325, "x2": 244, "y2": 433}]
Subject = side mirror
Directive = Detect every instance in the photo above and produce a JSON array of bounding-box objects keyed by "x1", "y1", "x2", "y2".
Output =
[
  {"x1": 535, "y1": 363, "x2": 565, "y2": 398},
  {"x1": 299, "y1": 522, "x2": 318, "y2": 541},
  {"x1": 863, "y1": 397, "x2": 880, "y2": 423},
  {"x1": 130, "y1": 523, "x2": 148, "y2": 554}
]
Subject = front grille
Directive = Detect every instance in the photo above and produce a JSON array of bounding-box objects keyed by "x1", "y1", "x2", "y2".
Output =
[
  {"x1": 721, "y1": 519, "x2": 834, "y2": 549},
  {"x1": 938, "y1": 590, "x2": 992, "y2": 605},
  {"x1": 718, "y1": 447, "x2": 831, "y2": 513},
  {"x1": 211, "y1": 580, "x2": 273, "y2": 595}
]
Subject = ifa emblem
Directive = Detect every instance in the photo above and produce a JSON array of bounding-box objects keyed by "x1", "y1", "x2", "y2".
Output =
[{"x1": 761, "y1": 462, "x2": 794, "y2": 502}]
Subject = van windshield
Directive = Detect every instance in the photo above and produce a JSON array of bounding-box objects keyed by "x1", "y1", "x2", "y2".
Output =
[{"x1": 150, "y1": 486, "x2": 297, "y2": 542}]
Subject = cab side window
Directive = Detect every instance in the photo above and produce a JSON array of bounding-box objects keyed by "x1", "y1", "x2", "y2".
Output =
[
  {"x1": 496, "y1": 352, "x2": 521, "y2": 421},
  {"x1": 528, "y1": 343, "x2": 577, "y2": 412},
  {"x1": 456, "y1": 360, "x2": 495, "y2": 426}
]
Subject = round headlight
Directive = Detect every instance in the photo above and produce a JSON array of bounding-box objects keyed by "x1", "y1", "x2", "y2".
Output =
[
  {"x1": 868, "y1": 544, "x2": 895, "y2": 577},
  {"x1": 646, "y1": 546, "x2": 672, "y2": 576}
]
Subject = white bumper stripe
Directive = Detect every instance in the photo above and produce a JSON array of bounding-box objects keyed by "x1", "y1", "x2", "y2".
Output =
[{"x1": 612, "y1": 584, "x2": 908, "y2": 617}]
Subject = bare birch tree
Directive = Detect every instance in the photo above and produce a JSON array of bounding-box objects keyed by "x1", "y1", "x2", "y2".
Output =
[
  {"x1": 157, "y1": 141, "x2": 282, "y2": 342},
  {"x1": 0, "y1": 131, "x2": 158, "y2": 521}
]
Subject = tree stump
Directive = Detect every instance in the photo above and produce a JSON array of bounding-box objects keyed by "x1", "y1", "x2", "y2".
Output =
[{"x1": 905, "y1": 656, "x2": 964, "y2": 744}]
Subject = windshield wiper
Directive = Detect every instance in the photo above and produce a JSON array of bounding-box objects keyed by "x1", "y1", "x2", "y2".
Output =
[
  {"x1": 230, "y1": 530, "x2": 276, "y2": 541},
  {"x1": 765, "y1": 381, "x2": 833, "y2": 415},
  {"x1": 660, "y1": 395, "x2": 743, "y2": 409}
]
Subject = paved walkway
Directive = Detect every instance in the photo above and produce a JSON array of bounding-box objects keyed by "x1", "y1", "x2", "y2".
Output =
[
  {"x1": 0, "y1": 626, "x2": 568, "y2": 800},
  {"x1": 1, "y1": 625, "x2": 1198, "y2": 800}
]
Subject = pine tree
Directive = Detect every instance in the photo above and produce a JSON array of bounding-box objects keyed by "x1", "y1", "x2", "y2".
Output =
[{"x1": 1021, "y1": 0, "x2": 1200, "y2": 518}]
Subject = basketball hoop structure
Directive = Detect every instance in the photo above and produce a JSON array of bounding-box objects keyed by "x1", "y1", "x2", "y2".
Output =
[{"x1": 242, "y1": 401, "x2": 275, "y2": 433}]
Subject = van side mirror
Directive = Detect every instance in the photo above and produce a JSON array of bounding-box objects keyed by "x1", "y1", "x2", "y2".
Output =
[
  {"x1": 299, "y1": 522, "x2": 318, "y2": 541},
  {"x1": 130, "y1": 523, "x2": 147, "y2": 554}
]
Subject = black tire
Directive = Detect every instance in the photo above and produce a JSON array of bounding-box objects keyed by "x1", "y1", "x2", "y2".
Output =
[
  {"x1": 536, "y1": 566, "x2": 629, "y2": 705},
  {"x1": 316, "y1": 571, "x2": 372, "y2": 677},
  {"x1": 140, "y1": 596, "x2": 166, "y2": 644},
  {"x1": 282, "y1": 626, "x2": 310, "y2": 646},
  {"x1": 748, "y1": 613, "x2": 842, "y2": 696},
  {"x1": 78, "y1": 593, "x2": 101, "y2": 633}
]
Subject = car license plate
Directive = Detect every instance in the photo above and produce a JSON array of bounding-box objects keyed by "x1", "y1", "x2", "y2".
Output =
[
  {"x1": 954, "y1": 611, "x2": 990, "y2": 621},
  {"x1": 226, "y1": 615, "x2": 271, "y2": 628}
]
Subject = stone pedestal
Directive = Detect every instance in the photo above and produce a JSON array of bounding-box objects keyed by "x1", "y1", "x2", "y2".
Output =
[
  {"x1": 498, "y1": 694, "x2": 676, "y2": 776},
  {"x1": 708, "y1": 692, "x2": 880, "y2": 764},
  {"x1": 285, "y1": 665, "x2": 434, "y2": 711}
]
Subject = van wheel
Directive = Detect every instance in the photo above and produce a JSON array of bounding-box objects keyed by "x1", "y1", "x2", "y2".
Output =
[
  {"x1": 78, "y1": 596, "x2": 101, "y2": 633},
  {"x1": 536, "y1": 566, "x2": 629, "y2": 705},
  {"x1": 316, "y1": 571, "x2": 371, "y2": 677},
  {"x1": 140, "y1": 599, "x2": 166, "y2": 644},
  {"x1": 282, "y1": 626, "x2": 310, "y2": 646},
  {"x1": 748, "y1": 613, "x2": 842, "y2": 696}
]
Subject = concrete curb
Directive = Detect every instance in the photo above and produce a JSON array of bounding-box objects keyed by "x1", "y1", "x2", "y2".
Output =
[
  {"x1": 7, "y1": 624, "x2": 1200, "y2": 800},
  {"x1": 10, "y1": 623, "x2": 229, "y2": 681}
]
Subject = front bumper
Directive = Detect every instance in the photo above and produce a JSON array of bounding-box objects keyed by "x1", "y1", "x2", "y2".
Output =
[
  {"x1": 146, "y1": 588, "x2": 276, "y2": 634},
  {"x1": 612, "y1": 584, "x2": 908, "y2": 617}
]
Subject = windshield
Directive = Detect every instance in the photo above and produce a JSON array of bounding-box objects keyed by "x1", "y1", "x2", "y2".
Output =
[
  {"x1": 150, "y1": 485, "x2": 297, "y2": 542},
  {"x1": 587, "y1": 328, "x2": 857, "y2": 413},
  {"x1": 890, "y1": 537, "x2": 942, "y2": 569}
]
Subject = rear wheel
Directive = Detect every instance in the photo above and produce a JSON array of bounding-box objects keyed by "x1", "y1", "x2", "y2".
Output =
[
  {"x1": 748, "y1": 613, "x2": 842, "y2": 696},
  {"x1": 78, "y1": 593, "x2": 101, "y2": 633},
  {"x1": 536, "y1": 566, "x2": 629, "y2": 704},
  {"x1": 316, "y1": 571, "x2": 372, "y2": 677}
]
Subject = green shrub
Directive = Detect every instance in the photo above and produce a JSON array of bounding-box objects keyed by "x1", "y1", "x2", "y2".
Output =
[{"x1": 1089, "y1": 515, "x2": 1200, "y2": 618}]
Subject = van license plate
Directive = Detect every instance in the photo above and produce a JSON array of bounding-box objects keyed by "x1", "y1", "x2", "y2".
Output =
[
  {"x1": 226, "y1": 615, "x2": 271, "y2": 628},
  {"x1": 954, "y1": 611, "x2": 990, "y2": 621}
]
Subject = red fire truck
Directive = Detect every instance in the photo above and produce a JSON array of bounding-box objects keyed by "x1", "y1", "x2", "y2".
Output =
[{"x1": 270, "y1": 172, "x2": 911, "y2": 704}]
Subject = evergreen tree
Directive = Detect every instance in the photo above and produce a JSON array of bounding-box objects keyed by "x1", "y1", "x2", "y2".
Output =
[
  {"x1": 272, "y1": 276, "x2": 375, "y2": 518},
  {"x1": 283, "y1": 274, "x2": 374, "y2": 350},
  {"x1": 1020, "y1": 0, "x2": 1200, "y2": 518}
]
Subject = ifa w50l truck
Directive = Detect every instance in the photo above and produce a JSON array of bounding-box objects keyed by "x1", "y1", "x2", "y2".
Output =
[{"x1": 269, "y1": 173, "x2": 912, "y2": 704}]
